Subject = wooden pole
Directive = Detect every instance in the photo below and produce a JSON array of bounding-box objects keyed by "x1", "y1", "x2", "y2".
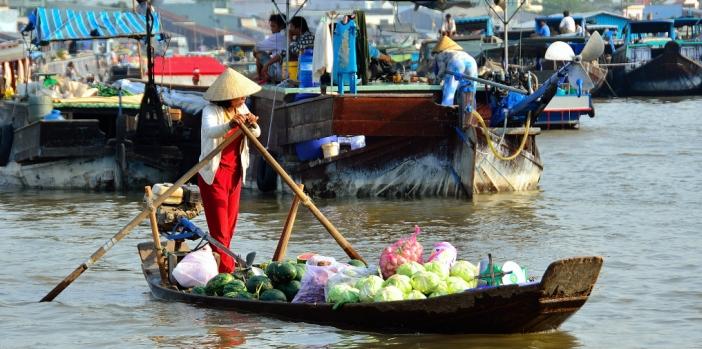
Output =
[
  {"x1": 132, "y1": 0, "x2": 145, "y2": 79},
  {"x1": 145, "y1": 186, "x2": 169, "y2": 284},
  {"x1": 272, "y1": 184, "x2": 304, "y2": 261},
  {"x1": 39, "y1": 129, "x2": 244, "y2": 302},
  {"x1": 236, "y1": 122, "x2": 366, "y2": 264}
]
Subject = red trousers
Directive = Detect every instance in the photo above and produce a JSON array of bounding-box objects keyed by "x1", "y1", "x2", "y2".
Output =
[{"x1": 198, "y1": 136, "x2": 243, "y2": 273}]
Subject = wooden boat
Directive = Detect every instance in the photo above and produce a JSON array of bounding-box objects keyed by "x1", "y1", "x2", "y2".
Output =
[
  {"x1": 138, "y1": 241, "x2": 603, "y2": 334},
  {"x1": 0, "y1": 6, "x2": 200, "y2": 190},
  {"x1": 604, "y1": 20, "x2": 702, "y2": 97},
  {"x1": 249, "y1": 84, "x2": 543, "y2": 198}
]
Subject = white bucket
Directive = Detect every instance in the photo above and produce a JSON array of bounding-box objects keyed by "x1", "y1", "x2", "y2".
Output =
[{"x1": 321, "y1": 142, "x2": 340, "y2": 159}]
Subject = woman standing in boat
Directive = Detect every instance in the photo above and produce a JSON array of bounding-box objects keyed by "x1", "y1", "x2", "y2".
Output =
[{"x1": 199, "y1": 68, "x2": 261, "y2": 273}]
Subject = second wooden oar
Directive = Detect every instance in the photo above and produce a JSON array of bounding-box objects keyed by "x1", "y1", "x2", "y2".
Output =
[
  {"x1": 39, "y1": 128, "x2": 244, "y2": 302},
  {"x1": 235, "y1": 120, "x2": 366, "y2": 264}
]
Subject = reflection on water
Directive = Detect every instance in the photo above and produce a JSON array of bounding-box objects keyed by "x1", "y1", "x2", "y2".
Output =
[{"x1": 1, "y1": 97, "x2": 702, "y2": 348}]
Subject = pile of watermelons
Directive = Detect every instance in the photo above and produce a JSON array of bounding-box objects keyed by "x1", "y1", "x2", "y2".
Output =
[{"x1": 190, "y1": 258, "x2": 307, "y2": 302}]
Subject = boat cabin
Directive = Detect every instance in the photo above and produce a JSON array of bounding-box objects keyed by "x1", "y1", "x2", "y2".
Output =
[
  {"x1": 455, "y1": 16, "x2": 495, "y2": 38},
  {"x1": 673, "y1": 18, "x2": 702, "y2": 62},
  {"x1": 534, "y1": 15, "x2": 587, "y2": 37},
  {"x1": 618, "y1": 20, "x2": 676, "y2": 71}
]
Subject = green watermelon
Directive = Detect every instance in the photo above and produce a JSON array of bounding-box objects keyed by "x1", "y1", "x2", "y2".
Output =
[
  {"x1": 276, "y1": 280, "x2": 301, "y2": 301},
  {"x1": 192, "y1": 286, "x2": 206, "y2": 295},
  {"x1": 235, "y1": 291, "x2": 256, "y2": 300},
  {"x1": 348, "y1": 259, "x2": 367, "y2": 267},
  {"x1": 223, "y1": 291, "x2": 239, "y2": 298},
  {"x1": 206, "y1": 273, "x2": 235, "y2": 296},
  {"x1": 259, "y1": 289, "x2": 287, "y2": 302},
  {"x1": 246, "y1": 275, "x2": 273, "y2": 294},
  {"x1": 294, "y1": 263, "x2": 306, "y2": 281},
  {"x1": 222, "y1": 280, "x2": 247, "y2": 295},
  {"x1": 266, "y1": 261, "x2": 298, "y2": 284}
]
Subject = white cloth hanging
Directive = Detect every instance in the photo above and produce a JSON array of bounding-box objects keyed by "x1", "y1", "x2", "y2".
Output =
[{"x1": 312, "y1": 15, "x2": 334, "y2": 81}]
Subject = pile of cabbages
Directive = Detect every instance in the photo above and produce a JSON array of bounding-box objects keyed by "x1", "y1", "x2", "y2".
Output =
[{"x1": 325, "y1": 226, "x2": 482, "y2": 305}]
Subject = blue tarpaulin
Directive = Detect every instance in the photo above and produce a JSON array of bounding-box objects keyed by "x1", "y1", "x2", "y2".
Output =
[{"x1": 28, "y1": 7, "x2": 160, "y2": 44}]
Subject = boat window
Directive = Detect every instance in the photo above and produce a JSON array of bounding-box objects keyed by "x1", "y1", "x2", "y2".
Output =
[{"x1": 681, "y1": 45, "x2": 702, "y2": 61}]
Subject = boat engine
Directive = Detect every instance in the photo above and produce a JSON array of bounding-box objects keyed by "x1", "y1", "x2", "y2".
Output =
[{"x1": 146, "y1": 183, "x2": 203, "y2": 231}]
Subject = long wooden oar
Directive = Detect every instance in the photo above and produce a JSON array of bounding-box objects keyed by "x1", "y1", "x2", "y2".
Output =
[
  {"x1": 40, "y1": 128, "x2": 244, "y2": 302},
  {"x1": 235, "y1": 121, "x2": 366, "y2": 264},
  {"x1": 273, "y1": 184, "x2": 304, "y2": 261}
]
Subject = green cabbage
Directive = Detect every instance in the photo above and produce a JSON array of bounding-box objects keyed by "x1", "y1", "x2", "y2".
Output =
[
  {"x1": 410, "y1": 271, "x2": 441, "y2": 294},
  {"x1": 429, "y1": 288, "x2": 449, "y2": 298},
  {"x1": 406, "y1": 290, "x2": 427, "y2": 300},
  {"x1": 446, "y1": 276, "x2": 471, "y2": 294},
  {"x1": 383, "y1": 274, "x2": 412, "y2": 294},
  {"x1": 355, "y1": 275, "x2": 385, "y2": 302},
  {"x1": 434, "y1": 280, "x2": 448, "y2": 294},
  {"x1": 373, "y1": 285, "x2": 405, "y2": 302},
  {"x1": 450, "y1": 260, "x2": 479, "y2": 285},
  {"x1": 395, "y1": 261, "x2": 425, "y2": 278},
  {"x1": 423, "y1": 261, "x2": 450, "y2": 280},
  {"x1": 326, "y1": 283, "x2": 360, "y2": 304}
]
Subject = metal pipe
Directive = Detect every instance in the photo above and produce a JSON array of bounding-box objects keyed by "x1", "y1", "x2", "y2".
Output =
[{"x1": 448, "y1": 70, "x2": 528, "y2": 94}]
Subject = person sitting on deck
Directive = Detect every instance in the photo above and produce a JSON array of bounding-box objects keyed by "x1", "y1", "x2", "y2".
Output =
[
  {"x1": 433, "y1": 35, "x2": 478, "y2": 119},
  {"x1": 441, "y1": 14, "x2": 457, "y2": 38},
  {"x1": 536, "y1": 20, "x2": 551, "y2": 37},
  {"x1": 65, "y1": 62, "x2": 80, "y2": 81},
  {"x1": 198, "y1": 68, "x2": 261, "y2": 273},
  {"x1": 559, "y1": 10, "x2": 576, "y2": 34},
  {"x1": 256, "y1": 14, "x2": 287, "y2": 83},
  {"x1": 288, "y1": 16, "x2": 315, "y2": 59}
]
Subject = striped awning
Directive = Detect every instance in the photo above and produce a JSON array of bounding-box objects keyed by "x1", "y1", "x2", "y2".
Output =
[{"x1": 31, "y1": 7, "x2": 161, "y2": 44}]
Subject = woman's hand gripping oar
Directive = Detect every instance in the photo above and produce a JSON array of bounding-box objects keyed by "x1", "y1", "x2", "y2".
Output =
[
  {"x1": 234, "y1": 119, "x2": 366, "y2": 264},
  {"x1": 39, "y1": 128, "x2": 244, "y2": 302}
]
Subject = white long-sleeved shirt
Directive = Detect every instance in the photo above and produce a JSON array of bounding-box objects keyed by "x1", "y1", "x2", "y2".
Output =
[
  {"x1": 199, "y1": 104, "x2": 261, "y2": 185},
  {"x1": 255, "y1": 31, "x2": 286, "y2": 56}
]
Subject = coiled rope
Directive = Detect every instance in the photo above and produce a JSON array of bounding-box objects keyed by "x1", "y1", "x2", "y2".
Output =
[{"x1": 470, "y1": 110, "x2": 532, "y2": 161}]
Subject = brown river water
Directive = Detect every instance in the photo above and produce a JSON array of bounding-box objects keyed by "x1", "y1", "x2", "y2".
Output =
[{"x1": 1, "y1": 97, "x2": 701, "y2": 348}]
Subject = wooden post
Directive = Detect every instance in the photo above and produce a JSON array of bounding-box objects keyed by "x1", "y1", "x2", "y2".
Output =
[
  {"x1": 132, "y1": 0, "x2": 145, "y2": 79},
  {"x1": 273, "y1": 184, "x2": 304, "y2": 261},
  {"x1": 235, "y1": 121, "x2": 366, "y2": 264},
  {"x1": 145, "y1": 186, "x2": 169, "y2": 284}
]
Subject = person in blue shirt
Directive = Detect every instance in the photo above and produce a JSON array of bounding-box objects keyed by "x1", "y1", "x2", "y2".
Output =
[
  {"x1": 537, "y1": 20, "x2": 550, "y2": 37},
  {"x1": 433, "y1": 36, "x2": 478, "y2": 128}
]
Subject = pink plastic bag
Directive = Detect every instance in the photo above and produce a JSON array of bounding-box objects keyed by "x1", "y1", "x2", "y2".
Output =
[
  {"x1": 379, "y1": 225, "x2": 424, "y2": 278},
  {"x1": 292, "y1": 255, "x2": 341, "y2": 303},
  {"x1": 427, "y1": 241, "x2": 457, "y2": 269},
  {"x1": 172, "y1": 244, "x2": 219, "y2": 288}
]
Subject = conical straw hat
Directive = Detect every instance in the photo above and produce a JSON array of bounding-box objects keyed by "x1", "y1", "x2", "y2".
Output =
[
  {"x1": 204, "y1": 68, "x2": 262, "y2": 101},
  {"x1": 432, "y1": 36, "x2": 463, "y2": 53}
]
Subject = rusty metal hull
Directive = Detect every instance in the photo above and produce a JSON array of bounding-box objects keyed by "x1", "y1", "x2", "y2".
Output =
[
  {"x1": 608, "y1": 41, "x2": 702, "y2": 96},
  {"x1": 139, "y1": 242, "x2": 603, "y2": 334}
]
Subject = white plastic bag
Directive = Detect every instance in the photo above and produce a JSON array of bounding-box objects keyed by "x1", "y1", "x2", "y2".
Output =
[
  {"x1": 172, "y1": 244, "x2": 219, "y2": 288},
  {"x1": 292, "y1": 255, "x2": 340, "y2": 303}
]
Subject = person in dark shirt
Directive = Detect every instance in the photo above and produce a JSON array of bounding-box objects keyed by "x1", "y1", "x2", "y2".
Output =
[{"x1": 288, "y1": 16, "x2": 315, "y2": 59}]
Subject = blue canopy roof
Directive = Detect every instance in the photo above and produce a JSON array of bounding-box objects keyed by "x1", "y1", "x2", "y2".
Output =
[
  {"x1": 626, "y1": 20, "x2": 674, "y2": 34},
  {"x1": 28, "y1": 7, "x2": 160, "y2": 44},
  {"x1": 674, "y1": 17, "x2": 702, "y2": 27}
]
